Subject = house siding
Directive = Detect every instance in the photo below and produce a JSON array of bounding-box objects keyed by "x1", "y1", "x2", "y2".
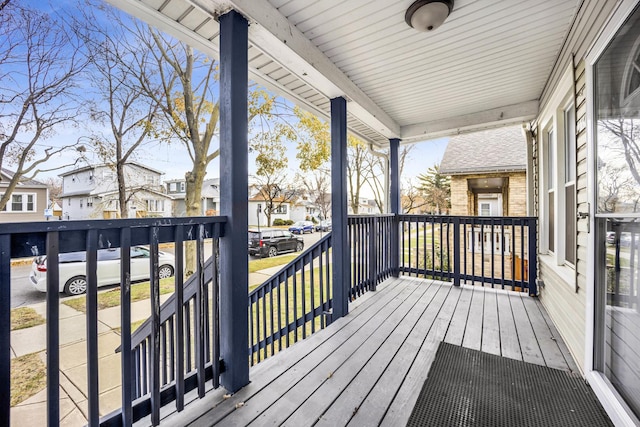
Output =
[
  {"x1": 534, "y1": 0, "x2": 610, "y2": 371},
  {"x1": 0, "y1": 187, "x2": 48, "y2": 223}
]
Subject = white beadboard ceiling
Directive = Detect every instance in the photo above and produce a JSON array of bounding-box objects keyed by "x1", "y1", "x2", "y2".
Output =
[{"x1": 107, "y1": 0, "x2": 579, "y2": 146}]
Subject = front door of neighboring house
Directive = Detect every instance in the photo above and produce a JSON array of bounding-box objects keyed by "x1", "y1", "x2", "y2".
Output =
[{"x1": 592, "y1": 2, "x2": 640, "y2": 421}]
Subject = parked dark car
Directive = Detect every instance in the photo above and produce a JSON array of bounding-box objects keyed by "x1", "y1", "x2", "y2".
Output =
[
  {"x1": 249, "y1": 229, "x2": 304, "y2": 258},
  {"x1": 315, "y1": 220, "x2": 332, "y2": 232},
  {"x1": 289, "y1": 221, "x2": 314, "y2": 234}
]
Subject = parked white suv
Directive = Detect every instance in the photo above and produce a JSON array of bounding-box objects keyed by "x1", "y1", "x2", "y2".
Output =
[{"x1": 30, "y1": 246, "x2": 175, "y2": 295}]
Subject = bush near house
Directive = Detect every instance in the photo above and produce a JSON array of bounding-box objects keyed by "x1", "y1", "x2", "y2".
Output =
[{"x1": 272, "y1": 219, "x2": 294, "y2": 226}]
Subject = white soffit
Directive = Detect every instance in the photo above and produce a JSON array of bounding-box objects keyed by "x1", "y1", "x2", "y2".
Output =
[{"x1": 108, "y1": 0, "x2": 579, "y2": 146}]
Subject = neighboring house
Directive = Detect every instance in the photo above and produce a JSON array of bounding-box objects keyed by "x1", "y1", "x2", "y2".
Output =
[
  {"x1": 248, "y1": 192, "x2": 291, "y2": 227},
  {"x1": 440, "y1": 126, "x2": 529, "y2": 286},
  {"x1": 59, "y1": 162, "x2": 172, "y2": 219},
  {"x1": 348, "y1": 197, "x2": 378, "y2": 215},
  {"x1": 290, "y1": 195, "x2": 320, "y2": 222},
  {"x1": 166, "y1": 177, "x2": 220, "y2": 216},
  {"x1": 0, "y1": 168, "x2": 48, "y2": 223},
  {"x1": 440, "y1": 126, "x2": 528, "y2": 217}
]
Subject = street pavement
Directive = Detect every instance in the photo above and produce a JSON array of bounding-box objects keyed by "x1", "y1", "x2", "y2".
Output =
[{"x1": 9, "y1": 231, "x2": 325, "y2": 308}]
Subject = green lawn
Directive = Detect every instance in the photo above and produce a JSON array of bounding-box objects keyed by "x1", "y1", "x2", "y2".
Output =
[
  {"x1": 249, "y1": 254, "x2": 298, "y2": 273},
  {"x1": 62, "y1": 277, "x2": 176, "y2": 312}
]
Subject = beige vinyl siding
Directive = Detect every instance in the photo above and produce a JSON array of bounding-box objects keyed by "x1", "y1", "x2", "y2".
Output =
[
  {"x1": 539, "y1": 1, "x2": 618, "y2": 111},
  {"x1": 539, "y1": 260, "x2": 586, "y2": 371},
  {"x1": 535, "y1": 57, "x2": 590, "y2": 373},
  {"x1": 0, "y1": 187, "x2": 48, "y2": 223}
]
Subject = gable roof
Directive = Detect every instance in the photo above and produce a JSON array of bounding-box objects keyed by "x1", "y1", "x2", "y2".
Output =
[
  {"x1": 59, "y1": 161, "x2": 164, "y2": 177},
  {"x1": 439, "y1": 126, "x2": 527, "y2": 175},
  {"x1": 0, "y1": 168, "x2": 48, "y2": 188}
]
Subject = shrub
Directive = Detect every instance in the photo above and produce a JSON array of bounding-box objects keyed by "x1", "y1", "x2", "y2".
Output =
[{"x1": 273, "y1": 218, "x2": 285, "y2": 226}]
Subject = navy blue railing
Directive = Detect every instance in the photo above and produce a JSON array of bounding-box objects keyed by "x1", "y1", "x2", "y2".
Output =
[
  {"x1": 398, "y1": 215, "x2": 537, "y2": 295},
  {"x1": 249, "y1": 234, "x2": 333, "y2": 364},
  {"x1": 1, "y1": 214, "x2": 538, "y2": 427},
  {"x1": 0, "y1": 217, "x2": 225, "y2": 427}
]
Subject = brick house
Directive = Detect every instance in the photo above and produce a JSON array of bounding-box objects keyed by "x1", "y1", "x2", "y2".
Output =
[
  {"x1": 440, "y1": 126, "x2": 528, "y2": 217},
  {"x1": 440, "y1": 126, "x2": 529, "y2": 285}
]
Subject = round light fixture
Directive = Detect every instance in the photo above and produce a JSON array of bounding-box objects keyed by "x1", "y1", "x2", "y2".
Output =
[{"x1": 405, "y1": 0, "x2": 454, "y2": 32}]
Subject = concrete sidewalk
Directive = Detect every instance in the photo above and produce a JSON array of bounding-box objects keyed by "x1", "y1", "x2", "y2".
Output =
[{"x1": 9, "y1": 267, "x2": 280, "y2": 426}]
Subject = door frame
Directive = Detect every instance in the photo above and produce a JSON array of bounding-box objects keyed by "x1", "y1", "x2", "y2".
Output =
[{"x1": 584, "y1": 0, "x2": 640, "y2": 424}]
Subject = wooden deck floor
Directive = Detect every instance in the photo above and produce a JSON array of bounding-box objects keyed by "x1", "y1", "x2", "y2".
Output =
[{"x1": 159, "y1": 276, "x2": 578, "y2": 427}]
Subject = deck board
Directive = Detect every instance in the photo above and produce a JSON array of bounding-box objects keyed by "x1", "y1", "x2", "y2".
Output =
[{"x1": 159, "y1": 277, "x2": 579, "y2": 427}]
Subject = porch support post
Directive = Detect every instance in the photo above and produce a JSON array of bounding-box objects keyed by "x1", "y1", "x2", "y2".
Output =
[
  {"x1": 219, "y1": 9, "x2": 249, "y2": 392},
  {"x1": 389, "y1": 138, "x2": 401, "y2": 277},
  {"x1": 0, "y1": 234, "x2": 10, "y2": 423},
  {"x1": 331, "y1": 96, "x2": 350, "y2": 319}
]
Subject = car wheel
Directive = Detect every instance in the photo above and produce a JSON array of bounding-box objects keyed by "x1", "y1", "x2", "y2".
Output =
[
  {"x1": 268, "y1": 246, "x2": 278, "y2": 257},
  {"x1": 296, "y1": 242, "x2": 303, "y2": 252},
  {"x1": 159, "y1": 265, "x2": 174, "y2": 279},
  {"x1": 64, "y1": 276, "x2": 88, "y2": 296}
]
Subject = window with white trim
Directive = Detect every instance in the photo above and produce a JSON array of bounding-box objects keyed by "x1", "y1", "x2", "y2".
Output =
[
  {"x1": 2, "y1": 193, "x2": 36, "y2": 212},
  {"x1": 539, "y1": 67, "x2": 577, "y2": 268},
  {"x1": 545, "y1": 128, "x2": 555, "y2": 253},
  {"x1": 564, "y1": 103, "x2": 576, "y2": 265}
]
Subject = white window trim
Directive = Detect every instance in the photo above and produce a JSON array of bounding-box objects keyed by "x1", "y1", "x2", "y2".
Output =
[
  {"x1": 2, "y1": 192, "x2": 37, "y2": 213},
  {"x1": 538, "y1": 64, "x2": 576, "y2": 268}
]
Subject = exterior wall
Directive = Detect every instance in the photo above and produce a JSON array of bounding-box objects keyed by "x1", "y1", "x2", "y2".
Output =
[
  {"x1": 534, "y1": 58, "x2": 593, "y2": 372},
  {"x1": 0, "y1": 186, "x2": 48, "y2": 223},
  {"x1": 248, "y1": 200, "x2": 290, "y2": 227},
  {"x1": 62, "y1": 169, "x2": 96, "y2": 195},
  {"x1": 533, "y1": 0, "x2": 614, "y2": 373},
  {"x1": 449, "y1": 172, "x2": 527, "y2": 217}
]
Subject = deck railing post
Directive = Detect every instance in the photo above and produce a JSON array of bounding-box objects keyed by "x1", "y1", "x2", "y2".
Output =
[
  {"x1": 369, "y1": 216, "x2": 378, "y2": 291},
  {"x1": 389, "y1": 138, "x2": 401, "y2": 278},
  {"x1": 219, "y1": 9, "x2": 250, "y2": 392},
  {"x1": 0, "y1": 234, "x2": 11, "y2": 424},
  {"x1": 528, "y1": 218, "x2": 538, "y2": 296},
  {"x1": 331, "y1": 96, "x2": 350, "y2": 319},
  {"x1": 453, "y1": 217, "x2": 461, "y2": 286}
]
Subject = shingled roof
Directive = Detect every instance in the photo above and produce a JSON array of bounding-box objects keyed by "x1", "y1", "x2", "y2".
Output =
[
  {"x1": 439, "y1": 126, "x2": 527, "y2": 175},
  {"x1": 0, "y1": 168, "x2": 47, "y2": 187}
]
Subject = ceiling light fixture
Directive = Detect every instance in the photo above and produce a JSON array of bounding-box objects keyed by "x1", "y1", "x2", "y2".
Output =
[{"x1": 405, "y1": 0, "x2": 454, "y2": 32}]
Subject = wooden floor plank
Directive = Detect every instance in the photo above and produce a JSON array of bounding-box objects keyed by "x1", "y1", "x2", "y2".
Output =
[
  {"x1": 378, "y1": 284, "x2": 461, "y2": 427},
  {"x1": 481, "y1": 289, "x2": 501, "y2": 356},
  {"x1": 184, "y1": 277, "x2": 412, "y2": 427},
  {"x1": 443, "y1": 285, "x2": 472, "y2": 345},
  {"x1": 535, "y1": 298, "x2": 580, "y2": 373},
  {"x1": 160, "y1": 278, "x2": 580, "y2": 427},
  {"x1": 522, "y1": 295, "x2": 569, "y2": 371},
  {"x1": 287, "y1": 281, "x2": 445, "y2": 426},
  {"x1": 348, "y1": 284, "x2": 460, "y2": 427},
  {"x1": 509, "y1": 293, "x2": 545, "y2": 366},
  {"x1": 235, "y1": 281, "x2": 430, "y2": 426},
  {"x1": 462, "y1": 286, "x2": 484, "y2": 351},
  {"x1": 496, "y1": 291, "x2": 522, "y2": 361}
]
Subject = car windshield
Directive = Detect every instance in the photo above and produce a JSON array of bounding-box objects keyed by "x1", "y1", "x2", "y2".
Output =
[{"x1": 294, "y1": 222, "x2": 305, "y2": 226}]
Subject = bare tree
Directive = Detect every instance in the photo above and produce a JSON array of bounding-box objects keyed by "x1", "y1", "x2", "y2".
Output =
[
  {"x1": 73, "y1": 5, "x2": 162, "y2": 218},
  {"x1": 0, "y1": 2, "x2": 87, "y2": 210},
  {"x1": 402, "y1": 177, "x2": 429, "y2": 213}
]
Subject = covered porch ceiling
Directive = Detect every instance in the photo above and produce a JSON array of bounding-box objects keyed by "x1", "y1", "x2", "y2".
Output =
[{"x1": 107, "y1": 0, "x2": 579, "y2": 147}]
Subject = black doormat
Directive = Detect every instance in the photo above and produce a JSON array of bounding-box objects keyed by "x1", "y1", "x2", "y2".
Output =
[{"x1": 407, "y1": 342, "x2": 613, "y2": 427}]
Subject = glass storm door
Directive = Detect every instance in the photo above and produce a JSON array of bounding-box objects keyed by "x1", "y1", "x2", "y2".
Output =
[{"x1": 594, "y1": 4, "x2": 640, "y2": 418}]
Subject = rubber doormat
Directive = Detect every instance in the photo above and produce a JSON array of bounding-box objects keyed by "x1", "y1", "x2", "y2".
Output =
[{"x1": 407, "y1": 342, "x2": 613, "y2": 426}]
